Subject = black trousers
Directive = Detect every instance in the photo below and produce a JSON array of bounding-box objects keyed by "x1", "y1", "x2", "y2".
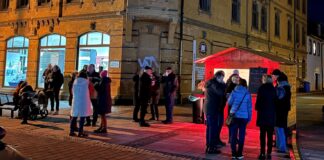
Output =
[
  {"x1": 150, "y1": 96, "x2": 159, "y2": 119},
  {"x1": 91, "y1": 99, "x2": 98, "y2": 125},
  {"x1": 133, "y1": 96, "x2": 140, "y2": 120},
  {"x1": 140, "y1": 100, "x2": 149, "y2": 123},
  {"x1": 260, "y1": 126, "x2": 274, "y2": 155},
  {"x1": 48, "y1": 89, "x2": 60, "y2": 111}
]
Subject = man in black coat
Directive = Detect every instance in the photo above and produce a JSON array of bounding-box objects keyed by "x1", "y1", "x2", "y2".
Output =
[
  {"x1": 204, "y1": 70, "x2": 226, "y2": 154},
  {"x1": 161, "y1": 67, "x2": 178, "y2": 124},
  {"x1": 256, "y1": 75, "x2": 277, "y2": 159},
  {"x1": 139, "y1": 66, "x2": 153, "y2": 127},
  {"x1": 46, "y1": 65, "x2": 64, "y2": 114},
  {"x1": 132, "y1": 71, "x2": 140, "y2": 122}
]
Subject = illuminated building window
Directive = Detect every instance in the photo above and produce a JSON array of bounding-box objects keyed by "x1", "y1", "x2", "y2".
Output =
[
  {"x1": 232, "y1": 0, "x2": 241, "y2": 23},
  {"x1": 313, "y1": 42, "x2": 316, "y2": 55},
  {"x1": 37, "y1": 34, "x2": 66, "y2": 88},
  {"x1": 261, "y1": 6, "x2": 267, "y2": 32},
  {"x1": 199, "y1": 0, "x2": 210, "y2": 12},
  {"x1": 17, "y1": 0, "x2": 29, "y2": 8},
  {"x1": 4, "y1": 36, "x2": 29, "y2": 87},
  {"x1": 252, "y1": 1, "x2": 259, "y2": 29},
  {"x1": 275, "y1": 11, "x2": 280, "y2": 37},
  {"x1": 78, "y1": 32, "x2": 110, "y2": 71},
  {"x1": 0, "y1": 0, "x2": 9, "y2": 10}
]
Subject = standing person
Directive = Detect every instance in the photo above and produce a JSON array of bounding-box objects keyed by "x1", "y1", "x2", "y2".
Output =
[
  {"x1": 47, "y1": 65, "x2": 64, "y2": 115},
  {"x1": 98, "y1": 66, "x2": 104, "y2": 74},
  {"x1": 42, "y1": 64, "x2": 52, "y2": 91},
  {"x1": 132, "y1": 71, "x2": 141, "y2": 122},
  {"x1": 68, "y1": 72, "x2": 78, "y2": 106},
  {"x1": 85, "y1": 64, "x2": 101, "y2": 127},
  {"x1": 228, "y1": 79, "x2": 252, "y2": 159},
  {"x1": 139, "y1": 66, "x2": 153, "y2": 127},
  {"x1": 225, "y1": 73, "x2": 240, "y2": 144},
  {"x1": 275, "y1": 73, "x2": 291, "y2": 154},
  {"x1": 19, "y1": 82, "x2": 34, "y2": 125},
  {"x1": 150, "y1": 72, "x2": 160, "y2": 121},
  {"x1": 94, "y1": 70, "x2": 112, "y2": 133},
  {"x1": 204, "y1": 71, "x2": 226, "y2": 154},
  {"x1": 81, "y1": 65, "x2": 88, "y2": 72},
  {"x1": 161, "y1": 67, "x2": 178, "y2": 124},
  {"x1": 70, "y1": 71, "x2": 92, "y2": 137},
  {"x1": 256, "y1": 75, "x2": 277, "y2": 160}
]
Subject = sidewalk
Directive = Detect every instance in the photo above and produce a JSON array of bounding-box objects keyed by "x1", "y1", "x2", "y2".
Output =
[{"x1": 0, "y1": 102, "x2": 292, "y2": 160}]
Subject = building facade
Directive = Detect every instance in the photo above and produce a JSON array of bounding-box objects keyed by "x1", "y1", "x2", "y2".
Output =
[
  {"x1": 306, "y1": 35, "x2": 323, "y2": 91},
  {"x1": 0, "y1": 0, "x2": 307, "y2": 103}
]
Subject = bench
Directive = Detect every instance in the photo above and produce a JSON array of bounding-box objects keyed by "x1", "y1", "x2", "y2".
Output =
[{"x1": 0, "y1": 93, "x2": 15, "y2": 118}]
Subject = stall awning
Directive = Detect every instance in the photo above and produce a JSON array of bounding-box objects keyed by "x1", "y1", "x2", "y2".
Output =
[{"x1": 195, "y1": 47, "x2": 295, "y2": 65}]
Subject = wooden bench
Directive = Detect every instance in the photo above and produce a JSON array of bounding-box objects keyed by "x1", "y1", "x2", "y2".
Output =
[{"x1": 0, "y1": 93, "x2": 15, "y2": 118}]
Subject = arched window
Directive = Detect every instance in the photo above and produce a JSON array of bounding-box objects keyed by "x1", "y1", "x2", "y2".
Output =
[
  {"x1": 38, "y1": 34, "x2": 66, "y2": 88},
  {"x1": 4, "y1": 36, "x2": 29, "y2": 87},
  {"x1": 252, "y1": 1, "x2": 259, "y2": 29},
  {"x1": 78, "y1": 32, "x2": 110, "y2": 71}
]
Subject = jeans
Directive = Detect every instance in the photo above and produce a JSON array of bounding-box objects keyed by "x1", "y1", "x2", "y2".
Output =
[
  {"x1": 275, "y1": 127, "x2": 287, "y2": 152},
  {"x1": 230, "y1": 118, "x2": 248, "y2": 156},
  {"x1": 165, "y1": 95, "x2": 175, "y2": 122},
  {"x1": 70, "y1": 117, "x2": 85, "y2": 134},
  {"x1": 206, "y1": 115, "x2": 218, "y2": 148},
  {"x1": 260, "y1": 126, "x2": 274, "y2": 154},
  {"x1": 48, "y1": 89, "x2": 60, "y2": 111},
  {"x1": 140, "y1": 100, "x2": 149, "y2": 123},
  {"x1": 133, "y1": 97, "x2": 140, "y2": 120}
]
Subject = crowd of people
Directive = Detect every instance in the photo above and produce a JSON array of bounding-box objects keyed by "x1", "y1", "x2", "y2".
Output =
[
  {"x1": 132, "y1": 66, "x2": 179, "y2": 127},
  {"x1": 204, "y1": 69, "x2": 291, "y2": 160}
]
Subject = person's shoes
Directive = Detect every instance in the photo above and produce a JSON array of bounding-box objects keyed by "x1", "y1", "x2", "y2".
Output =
[
  {"x1": 133, "y1": 119, "x2": 140, "y2": 122},
  {"x1": 216, "y1": 141, "x2": 226, "y2": 148},
  {"x1": 206, "y1": 147, "x2": 221, "y2": 154},
  {"x1": 236, "y1": 155, "x2": 244, "y2": 160},
  {"x1": 84, "y1": 123, "x2": 91, "y2": 127},
  {"x1": 94, "y1": 127, "x2": 107, "y2": 133},
  {"x1": 21, "y1": 121, "x2": 28, "y2": 125},
  {"x1": 139, "y1": 122, "x2": 150, "y2": 127},
  {"x1": 78, "y1": 132, "x2": 88, "y2": 137},
  {"x1": 149, "y1": 117, "x2": 155, "y2": 120},
  {"x1": 162, "y1": 120, "x2": 173, "y2": 124},
  {"x1": 53, "y1": 111, "x2": 59, "y2": 115},
  {"x1": 69, "y1": 132, "x2": 77, "y2": 136},
  {"x1": 231, "y1": 154, "x2": 237, "y2": 159},
  {"x1": 266, "y1": 154, "x2": 271, "y2": 160},
  {"x1": 258, "y1": 154, "x2": 266, "y2": 160}
]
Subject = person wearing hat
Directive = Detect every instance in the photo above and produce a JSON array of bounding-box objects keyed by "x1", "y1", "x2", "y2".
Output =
[
  {"x1": 203, "y1": 70, "x2": 226, "y2": 154},
  {"x1": 161, "y1": 67, "x2": 179, "y2": 124},
  {"x1": 138, "y1": 66, "x2": 153, "y2": 127}
]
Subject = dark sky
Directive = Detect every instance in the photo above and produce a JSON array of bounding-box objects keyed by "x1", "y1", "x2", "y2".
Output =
[{"x1": 308, "y1": 0, "x2": 324, "y2": 22}]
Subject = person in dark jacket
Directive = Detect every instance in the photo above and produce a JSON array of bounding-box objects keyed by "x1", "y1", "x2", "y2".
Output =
[
  {"x1": 204, "y1": 70, "x2": 226, "y2": 154},
  {"x1": 94, "y1": 70, "x2": 112, "y2": 133},
  {"x1": 85, "y1": 64, "x2": 101, "y2": 126},
  {"x1": 46, "y1": 65, "x2": 64, "y2": 114},
  {"x1": 161, "y1": 67, "x2": 178, "y2": 124},
  {"x1": 68, "y1": 72, "x2": 78, "y2": 106},
  {"x1": 42, "y1": 64, "x2": 52, "y2": 91},
  {"x1": 256, "y1": 74, "x2": 277, "y2": 160},
  {"x1": 275, "y1": 73, "x2": 291, "y2": 153},
  {"x1": 19, "y1": 82, "x2": 34, "y2": 124},
  {"x1": 150, "y1": 72, "x2": 160, "y2": 121},
  {"x1": 132, "y1": 71, "x2": 141, "y2": 122},
  {"x1": 139, "y1": 66, "x2": 153, "y2": 127}
]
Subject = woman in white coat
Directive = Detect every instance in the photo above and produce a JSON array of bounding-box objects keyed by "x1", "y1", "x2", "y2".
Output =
[{"x1": 69, "y1": 71, "x2": 92, "y2": 137}]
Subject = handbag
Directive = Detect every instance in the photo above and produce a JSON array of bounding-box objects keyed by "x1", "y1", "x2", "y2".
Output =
[{"x1": 225, "y1": 92, "x2": 247, "y2": 126}]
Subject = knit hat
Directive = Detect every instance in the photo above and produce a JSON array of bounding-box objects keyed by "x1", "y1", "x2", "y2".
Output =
[{"x1": 100, "y1": 70, "x2": 108, "y2": 78}]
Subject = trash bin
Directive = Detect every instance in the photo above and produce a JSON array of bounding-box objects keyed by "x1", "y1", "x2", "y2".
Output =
[
  {"x1": 304, "y1": 81, "x2": 310, "y2": 93},
  {"x1": 188, "y1": 94, "x2": 205, "y2": 124}
]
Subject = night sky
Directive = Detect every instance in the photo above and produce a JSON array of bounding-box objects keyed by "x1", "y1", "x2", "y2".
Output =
[{"x1": 308, "y1": 0, "x2": 324, "y2": 22}]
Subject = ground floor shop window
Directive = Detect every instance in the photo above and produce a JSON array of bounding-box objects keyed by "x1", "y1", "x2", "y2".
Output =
[
  {"x1": 78, "y1": 47, "x2": 109, "y2": 71},
  {"x1": 4, "y1": 49, "x2": 28, "y2": 87}
]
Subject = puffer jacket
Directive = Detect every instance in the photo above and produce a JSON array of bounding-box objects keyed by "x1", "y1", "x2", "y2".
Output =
[{"x1": 228, "y1": 85, "x2": 252, "y2": 121}]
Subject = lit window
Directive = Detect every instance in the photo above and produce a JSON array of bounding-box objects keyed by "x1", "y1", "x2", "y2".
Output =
[
  {"x1": 4, "y1": 36, "x2": 29, "y2": 87},
  {"x1": 37, "y1": 34, "x2": 66, "y2": 88},
  {"x1": 313, "y1": 42, "x2": 316, "y2": 55},
  {"x1": 78, "y1": 32, "x2": 110, "y2": 71}
]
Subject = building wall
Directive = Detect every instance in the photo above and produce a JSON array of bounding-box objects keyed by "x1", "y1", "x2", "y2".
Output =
[
  {"x1": 0, "y1": 0, "x2": 124, "y2": 99},
  {"x1": 306, "y1": 36, "x2": 322, "y2": 91}
]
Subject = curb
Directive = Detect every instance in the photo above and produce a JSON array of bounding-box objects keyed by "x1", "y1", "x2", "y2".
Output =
[{"x1": 291, "y1": 130, "x2": 302, "y2": 160}]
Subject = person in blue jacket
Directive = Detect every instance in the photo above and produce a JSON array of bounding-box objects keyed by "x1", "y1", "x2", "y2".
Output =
[{"x1": 228, "y1": 79, "x2": 252, "y2": 159}]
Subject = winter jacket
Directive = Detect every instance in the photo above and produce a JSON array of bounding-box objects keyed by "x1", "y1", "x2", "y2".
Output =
[
  {"x1": 151, "y1": 73, "x2": 160, "y2": 104},
  {"x1": 275, "y1": 81, "x2": 291, "y2": 128},
  {"x1": 203, "y1": 78, "x2": 226, "y2": 116},
  {"x1": 161, "y1": 72, "x2": 178, "y2": 97},
  {"x1": 255, "y1": 83, "x2": 277, "y2": 127},
  {"x1": 47, "y1": 71, "x2": 64, "y2": 90},
  {"x1": 71, "y1": 78, "x2": 92, "y2": 117},
  {"x1": 87, "y1": 71, "x2": 100, "y2": 99},
  {"x1": 95, "y1": 77, "x2": 112, "y2": 114},
  {"x1": 139, "y1": 72, "x2": 152, "y2": 102},
  {"x1": 228, "y1": 85, "x2": 252, "y2": 121}
]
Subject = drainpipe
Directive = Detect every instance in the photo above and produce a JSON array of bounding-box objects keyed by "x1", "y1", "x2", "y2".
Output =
[
  {"x1": 177, "y1": 0, "x2": 184, "y2": 104},
  {"x1": 294, "y1": 0, "x2": 296, "y2": 60}
]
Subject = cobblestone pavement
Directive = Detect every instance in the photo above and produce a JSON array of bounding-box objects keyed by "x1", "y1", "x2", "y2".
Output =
[
  {"x1": 0, "y1": 102, "x2": 293, "y2": 160},
  {"x1": 297, "y1": 96, "x2": 324, "y2": 160}
]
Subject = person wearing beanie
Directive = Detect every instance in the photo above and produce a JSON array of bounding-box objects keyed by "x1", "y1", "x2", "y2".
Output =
[
  {"x1": 204, "y1": 70, "x2": 226, "y2": 154},
  {"x1": 138, "y1": 66, "x2": 153, "y2": 127},
  {"x1": 94, "y1": 70, "x2": 112, "y2": 133}
]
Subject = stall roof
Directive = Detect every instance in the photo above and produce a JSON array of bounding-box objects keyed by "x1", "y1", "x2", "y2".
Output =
[{"x1": 195, "y1": 47, "x2": 295, "y2": 65}]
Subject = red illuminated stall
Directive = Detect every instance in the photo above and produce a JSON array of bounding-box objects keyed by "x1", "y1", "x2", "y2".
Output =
[{"x1": 195, "y1": 47, "x2": 296, "y2": 128}]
